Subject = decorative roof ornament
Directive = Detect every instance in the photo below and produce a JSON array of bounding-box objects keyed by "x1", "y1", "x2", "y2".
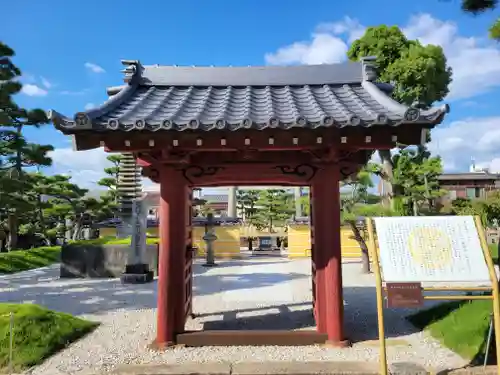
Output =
[
  {"x1": 121, "y1": 60, "x2": 142, "y2": 84},
  {"x1": 361, "y1": 56, "x2": 377, "y2": 82}
]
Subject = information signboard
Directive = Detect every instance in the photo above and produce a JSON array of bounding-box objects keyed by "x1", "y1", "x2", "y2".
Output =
[
  {"x1": 373, "y1": 216, "x2": 490, "y2": 283},
  {"x1": 386, "y1": 282, "x2": 423, "y2": 308}
]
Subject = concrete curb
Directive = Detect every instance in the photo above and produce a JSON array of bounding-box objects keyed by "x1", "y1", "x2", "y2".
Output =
[
  {"x1": 106, "y1": 361, "x2": 441, "y2": 375},
  {"x1": 106, "y1": 362, "x2": 500, "y2": 375}
]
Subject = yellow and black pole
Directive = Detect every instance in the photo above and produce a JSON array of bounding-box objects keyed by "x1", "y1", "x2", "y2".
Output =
[
  {"x1": 366, "y1": 218, "x2": 388, "y2": 375},
  {"x1": 474, "y1": 216, "x2": 500, "y2": 375}
]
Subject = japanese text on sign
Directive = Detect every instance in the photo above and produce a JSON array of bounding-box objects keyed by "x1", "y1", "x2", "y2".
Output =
[{"x1": 373, "y1": 216, "x2": 490, "y2": 283}]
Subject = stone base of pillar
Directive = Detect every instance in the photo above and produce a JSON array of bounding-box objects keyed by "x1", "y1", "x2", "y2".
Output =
[
  {"x1": 120, "y1": 263, "x2": 154, "y2": 284},
  {"x1": 202, "y1": 263, "x2": 218, "y2": 267},
  {"x1": 323, "y1": 339, "x2": 351, "y2": 348},
  {"x1": 148, "y1": 340, "x2": 177, "y2": 350}
]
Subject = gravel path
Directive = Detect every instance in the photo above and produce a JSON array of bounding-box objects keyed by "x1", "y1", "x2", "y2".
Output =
[{"x1": 0, "y1": 258, "x2": 475, "y2": 375}]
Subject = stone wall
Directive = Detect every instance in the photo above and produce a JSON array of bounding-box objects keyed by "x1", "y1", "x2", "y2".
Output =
[{"x1": 60, "y1": 243, "x2": 159, "y2": 278}]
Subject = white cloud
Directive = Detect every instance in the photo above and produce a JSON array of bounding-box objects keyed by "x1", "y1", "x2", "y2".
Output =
[
  {"x1": 264, "y1": 16, "x2": 363, "y2": 66},
  {"x1": 40, "y1": 76, "x2": 52, "y2": 89},
  {"x1": 316, "y1": 16, "x2": 366, "y2": 43},
  {"x1": 48, "y1": 147, "x2": 156, "y2": 190},
  {"x1": 366, "y1": 118, "x2": 500, "y2": 173},
  {"x1": 265, "y1": 13, "x2": 500, "y2": 100},
  {"x1": 265, "y1": 34, "x2": 348, "y2": 65},
  {"x1": 21, "y1": 84, "x2": 48, "y2": 97},
  {"x1": 428, "y1": 117, "x2": 500, "y2": 173},
  {"x1": 84, "y1": 62, "x2": 106, "y2": 74},
  {"x1": 84, "y1": 103, "x2": 95, "y2": 110}
]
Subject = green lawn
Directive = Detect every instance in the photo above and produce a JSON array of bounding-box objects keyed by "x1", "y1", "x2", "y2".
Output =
[
  {"x1": 408, "y1": 299, "x2": 493, "y2": 360},
  {"x1": 80, "y1": 236, "x2": 160, "y2": 245},
  {"x1": 0, "y1": 236, "x2": 160, "y2": 275},
  {"x1": 0, "y1": 247, "x2": 61, "y2": 274},
  {"x1": 406, "y1": 245, "x2": 498, "y2": 362},
  {"x1": 0, "y1": 303, "x2": 98, "y2": 372},
  {"x1": 490, "y1": 243, "x2": 498, "y2": 262}
]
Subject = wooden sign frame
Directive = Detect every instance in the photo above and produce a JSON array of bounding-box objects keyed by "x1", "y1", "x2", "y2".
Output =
[{"x1": 366, "y1": 216, "x2": 500, "y2": 375}]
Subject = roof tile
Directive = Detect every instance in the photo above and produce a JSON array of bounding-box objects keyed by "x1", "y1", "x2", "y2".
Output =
[{"x1": 49, "y1": 60, "x2": 449, "y2": 132}]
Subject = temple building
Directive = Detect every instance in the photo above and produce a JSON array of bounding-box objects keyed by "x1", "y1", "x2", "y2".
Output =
[{"x1": 49, "y1": 58, "x2": 449, "y2": 347}]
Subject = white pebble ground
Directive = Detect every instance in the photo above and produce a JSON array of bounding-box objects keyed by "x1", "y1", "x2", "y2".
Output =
[{"x1": 0, "y1": 257, "x2": 473, "y2": 375}]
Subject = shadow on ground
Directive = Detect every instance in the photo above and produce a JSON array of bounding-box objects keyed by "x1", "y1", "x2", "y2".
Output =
[
  {"x1": 199, "y1": 288, "x2": 424, "y2": 342},
  {"x1": 195, "y1": 259, "x2": 288, "y2": 275},
  {"x1": 0, "y1": 258, "x2": 457, "y2": 344},
  {"x1": 0, "y1": 261, "x2": 306, "y2": 317}
]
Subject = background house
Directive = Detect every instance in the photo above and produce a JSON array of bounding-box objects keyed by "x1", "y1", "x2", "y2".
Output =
[{"x1": 437, "y1": 160, "x2": 500, "y2": 205}]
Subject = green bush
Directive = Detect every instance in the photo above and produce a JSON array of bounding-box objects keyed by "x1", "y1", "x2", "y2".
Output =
[{"x1": 0, "y1": 303, "x2": 98, "y2": 371}]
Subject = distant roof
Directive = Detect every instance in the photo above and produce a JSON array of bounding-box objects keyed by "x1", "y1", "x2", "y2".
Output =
[
  {"x1": 201, "y1": 194, "x2": 228, "y2": 203},
  {"x1": 439, "y1": 172, "x2": 500, "y2": 181},
  {"x1": 94, "y1": 216, "x2": 241, "y2": 228},
  {"x1": 49, "y1": 58, "x2": 449, "y2": 133}
]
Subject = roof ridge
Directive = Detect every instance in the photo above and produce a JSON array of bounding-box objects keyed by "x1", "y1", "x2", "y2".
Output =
[{"x1": 118, "y1": 59, "x2": 378, "y2": 87}]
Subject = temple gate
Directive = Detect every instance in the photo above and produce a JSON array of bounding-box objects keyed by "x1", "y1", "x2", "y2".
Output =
[{"x1": 49, "y1": 57, "x2": 449, "y2": 347}]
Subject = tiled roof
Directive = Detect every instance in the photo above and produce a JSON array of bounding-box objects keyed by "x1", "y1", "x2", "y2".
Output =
[
  {"x1": 201, "y1": 194, "x2": 228, "y2": 203},
  {"x1": 438, "y1": 173, "x2": 500, "y2": 181},
  {"x1": 49, "y1": 59, "x2": 449, "y2": 132}
]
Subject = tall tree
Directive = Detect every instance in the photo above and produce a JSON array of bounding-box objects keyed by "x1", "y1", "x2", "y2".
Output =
[
  {"x1": 97, "y1": 154, "x2": 122, "y2": 202},
  {"x1": 255, "y1": 189, "x2": 294, "y2": 232},
  {"x1": 392, "y1": 148, "x2": 445, "y2": 216},
  {"x1": 341, "y1": 168, "x2": 394, "y2": 273},
  {"x1": 348, "y1": 26, "x2": 452, "y2": 209},
  {"x1": 236, "y1": 189, "x2": 260, "y2": 223},
  {"x1": 0, "y1": 41, "x2": 53, "y2": 249},
  {"x1": 236, "y1": 189, "x2": 261, "y2": 250},
  {"x1": 459, "y1": 0, "x2": 500, "y2": 39}
]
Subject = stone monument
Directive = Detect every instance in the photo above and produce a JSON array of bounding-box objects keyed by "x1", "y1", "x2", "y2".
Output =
[
  {"x1": 203, "y1": 213, "x2": 218, "y2": 267},
  {"x1": 121, "y1": 197, "x2": 154, "y2": 283},
  {"x1": 117, "y1": 153, "x2": 153, "y2": 283},
  {"x1": 116, "y1": 152, "x2": 142, "y2": 238}
]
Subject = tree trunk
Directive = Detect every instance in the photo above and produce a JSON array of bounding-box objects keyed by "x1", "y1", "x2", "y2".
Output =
[
  {"x1": 349, "y1": 221, "x2": 370, "y2": 274},
  {"x1": 412, "y1": 200, "x2": 419, "y2": 216},
  {"x1": 8, "y1": 124, "x2": 24, "y2": 251},
  {"x1": 72, "y1": 217, "x2": 83, "y2": 241},
  {"x1": 37, "y1": 196, "x2": 47, "y2": 238},
  {"x1": 6, "y1": 213, "x2": 17, "y2": 251},
  {"x1": 378, "y1": 150, "x2": 394, "y2": 208}
]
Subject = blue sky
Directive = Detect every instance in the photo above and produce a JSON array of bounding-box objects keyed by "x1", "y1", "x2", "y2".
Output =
[{"x1": 4, "y1": 0, "x2": 500, "y2": 191}]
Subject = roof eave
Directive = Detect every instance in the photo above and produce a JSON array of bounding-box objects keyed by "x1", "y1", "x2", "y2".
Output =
[
  {"x1": 48, "y1": 82, "x2": 139, "y2": 134},
  {"x1": 48, "y1": 110, "x2": 93, "y2": 134},
  {"x1": 361, "y1": 81, "x2": 450, "y2": 126}
]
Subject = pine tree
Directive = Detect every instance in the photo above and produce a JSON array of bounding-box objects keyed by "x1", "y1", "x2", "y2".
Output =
[
  {"x1": 97, "y1": 154, "x2": 122, "y2": 202},
  {"x1": 0, "y1": 42, "x2": 53, "y2": 249},
  {"x1": 255, "y1": 189, "x2": 294, "y2": 232}
]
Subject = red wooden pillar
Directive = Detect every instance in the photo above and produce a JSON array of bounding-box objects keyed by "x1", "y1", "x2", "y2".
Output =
[
  {"x1": 311, "y1": 163, "x2": 348, "y2": 346},
  {"x1": 156, "y1": 166, "x2": 187, "y2": 347}
]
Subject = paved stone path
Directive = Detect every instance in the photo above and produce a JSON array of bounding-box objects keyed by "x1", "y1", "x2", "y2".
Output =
[{"x1": 0, "y1": 258, "x2": 473, "y2": 375}]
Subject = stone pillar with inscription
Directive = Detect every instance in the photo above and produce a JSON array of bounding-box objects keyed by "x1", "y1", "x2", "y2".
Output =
[
  {"x1": 203, "y1": 213, "x2": 218, "y2": 267},
  {"x1": 120, "y1": 198, "x2": 154, "y2": 284},
  {"x1": 117, "y1": 153, "x2": 142, "y2": 239}
]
